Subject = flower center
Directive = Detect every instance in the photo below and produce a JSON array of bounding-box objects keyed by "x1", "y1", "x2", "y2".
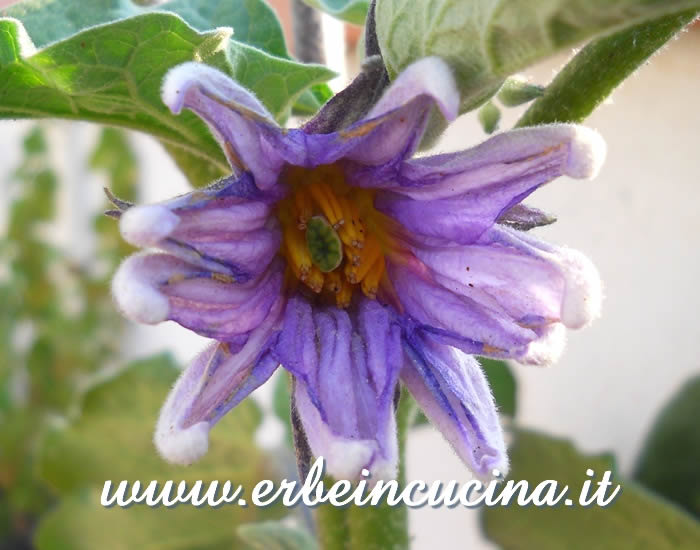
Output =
[{"x1": 277, "y1": 164, "x2": 392, "y2": 308}]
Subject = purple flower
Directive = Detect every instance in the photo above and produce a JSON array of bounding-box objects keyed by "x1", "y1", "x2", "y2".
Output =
[{"x1": 111, "y1": 58, "x2": 605, "y2": 480}]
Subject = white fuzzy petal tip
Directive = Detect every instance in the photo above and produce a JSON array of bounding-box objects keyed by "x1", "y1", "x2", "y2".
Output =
[
  {"x1": 154, "y1": 420, "x2": 210, "y2": 466},
  {"x1": 322, "y1": 439, "x2": 396, "y2": 482},
  {"x1": 520, "y1": 323, "x2": 567, "y2": 367},
  {"x1": 119, "y1": 205, "x2": 179, "y2": 247},
  {"x1": 410, "y1": 57, "x2": 460, "y2": 122},
  {"x1": 559, "y1": 248, "x2": 603, "y2": 329},
  {"x1": 565, "y1": 126, "x2": 607, "y2": 180},
  {"x1": 372, "y1": 56, "x2": 459, "y2": 122},
  {"x1": 161, "y1": 60, "x2": 273, "y2": 121},
  {"x1": 112, "y1": 253, "x2": 170, "y2": 324},
  {"x1": 161, "y1": 60, "x2": 232, "y2": 115}
]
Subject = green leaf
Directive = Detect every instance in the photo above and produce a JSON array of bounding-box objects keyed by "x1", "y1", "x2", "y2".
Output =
[
  {"x1": 302, "y1": 0, "x2": 369, "y2": 25},
  {"x1": 2, "y1": 0, "x2": 289, "y2": 56},
  {"x1": 35, "y1": 488, "x2": 263, "y2": 550},
  {"x1": 37, "y1": 353, "x2": 274, "y2": 492},
  {"x1": 0, "y1": 12, "x2": 33, "y2": 64},
  {"x1": 238, "y1": 521, "x2": 319, "y2": 550},
  {"x1": 225, "y1": 39, "x2": 335, "y2": 121},
  {"x1": 376, "y1": 0, "x2": 700, "y2": 113},
  {"x1": 517, "y1": 9, "x2": 698, "y2": 127},
  {"x1": 482, "y1": 430, "x2": 700, "y2": 550},
  {"x1": 634, "y1": 375, "x2": 700, "y2": 518},
  {"x1": 0, "y1": 14, "x2": 334, "y2": 187},
  {"x1": 3, "y1": 0, "x2": 332, "y2": 119},
  {"x1": 34, "y1": 354, "x2": 282, "y2": 550}
]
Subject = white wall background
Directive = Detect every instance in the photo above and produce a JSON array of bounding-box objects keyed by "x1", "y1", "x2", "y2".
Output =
[{"x1": 1, "y1": 23, "x2": 698, "y2": 550}]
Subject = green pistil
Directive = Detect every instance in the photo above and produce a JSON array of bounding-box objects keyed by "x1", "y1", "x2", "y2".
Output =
[{"x1": 306, "y1": 215, "x2": 342, "y2": 273}]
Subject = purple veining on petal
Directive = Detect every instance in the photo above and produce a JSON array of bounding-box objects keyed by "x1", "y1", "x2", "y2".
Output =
[
  {"x1": 479, "y1": 226, "x2": 603, "y2": 329},
  {"x1": 119, "y1": 175, "x2": 281, "y2": 281},
  {"x1": 411, "y1": 240, "x2": 565, "y2": 330},
  {"x1": 402, "y1": 334, "x2": 508, "y2": 479},
  {"x1": 162, "y1": 62, "x2": 305, "y2": 190},
  {"x1": 374, "y1": 158, "x2": 565, "y2": 244},
  {"x1": 277, "y1": 297, "x2": 402, "y2": 480},
  {"x1": 349, "y1": 124, "x2": 605, "y2": 193},
  {"x1": 298, "y1": 57, "x2": 459, "y2": 169},
  {"x1": 113, "y1": 252, "x2": 284, "y2": 340},
  {"x1": 154, "y1": 295, "x2": 285, "y2": 465},
  {"x1": 387, "y1": 258, "x2": 535, "y2": 358},
  {"x1": 109, "y1": 58, "x2": 608, "y2": 476}
]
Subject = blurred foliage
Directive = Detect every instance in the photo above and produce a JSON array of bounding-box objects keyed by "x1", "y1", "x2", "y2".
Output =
[
  {"x1": 634, "y1": 375, "x2": 700, "y2": 519},
  {"x1": 238, "y1": 521, "x2": 318, "y2": 550},
  {"x1": 34, "y1": 355, "x2": 282, "y2": 550},
  {"x1": 0, "y1": 125, "x2": 135, "y2": 544},
  {"x1": 482, "y1": 429, "x2": 700, "y2": 550},
  {"x1": 0, "y1": 124, "x2": 281, "y2": 549}
]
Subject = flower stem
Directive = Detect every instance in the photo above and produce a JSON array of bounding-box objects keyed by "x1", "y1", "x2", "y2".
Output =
[
  {"x1": 317, "y1": 497, "x2": 351, "y2": 550},
  {"x1": 316, "y1": 388, "x2": 416, "y2": 550},
  {"x1": 517, "y1": 9, "x2": 699, "y2": 127}
]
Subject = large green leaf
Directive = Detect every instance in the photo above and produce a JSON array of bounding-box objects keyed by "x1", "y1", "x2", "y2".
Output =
[
  {"x1": 2, "y1": 0, "x2": 332, "y2": 121},
  {"x1": 34, "y1": 354, "x2": 282, "y2": 550},
  {"x1": 376, "y1": 0, "x2": 700, "y2": 113},
  {"x1": 634, "y1": 375, "x2": 700, "y2": 518},
  {"x1": 302, "y1": 0, "x2": 369, "y2": 25},
  {"x1": 35, "y1": 488, "x2": 260, "y2": 550},
  {"x1": 0, "y1": 14, "x2": 334, "y2": 186},
  {"x1": 37, "y1": 353, "x2": 273, "y2": 491},
  {"x1": 517, "y1": 9, "x2": 698, "y2": 127},
  {"x1": 482, "y1": 430, "x2": 700, "y2": 549},
  {"x1": 2, "y1": 0, "x2": 289, "y2": 55}
]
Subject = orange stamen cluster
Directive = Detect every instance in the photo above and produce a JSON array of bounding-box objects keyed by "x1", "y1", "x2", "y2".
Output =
[{"x1": 278, "y1": 164, "x2": 391, "y2": 307}]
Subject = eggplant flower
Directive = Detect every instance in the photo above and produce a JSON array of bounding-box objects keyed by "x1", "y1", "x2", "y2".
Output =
[{"x1": 111, "y1": 57, "x2": 605, "y2": 480}]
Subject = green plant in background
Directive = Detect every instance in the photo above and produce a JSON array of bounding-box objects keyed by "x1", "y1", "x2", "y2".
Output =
[
  {"x1": 0, "y1": 0, "x2": 699, "y2": 549},
  {"x1": 0, "y1": 124, "x2": 136, "y2": 544}
]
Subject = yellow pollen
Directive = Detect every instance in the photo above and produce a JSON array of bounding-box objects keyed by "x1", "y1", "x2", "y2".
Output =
[
  {"x1": 277, "y1": 164, "x2": 394, "y2": 307},
  {"x1": 211, "y1": 272, "x2": 235, "y2": 284}
]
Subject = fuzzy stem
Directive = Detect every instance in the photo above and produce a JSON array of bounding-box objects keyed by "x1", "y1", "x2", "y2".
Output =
[
  {"x1": 517, "y1": 10, "x2": 699, "y2": 127},
  {"x1": 316, "y1": 388, "x2": 415, "y2": 550},
  {"x1": 317, "y1": 496, "x2": 351, "y2": 550},
  {"x1": 346, "y1": 388, "x2": 414, "y2": 550}
]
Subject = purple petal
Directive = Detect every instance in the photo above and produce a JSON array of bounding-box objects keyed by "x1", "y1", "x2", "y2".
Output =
[
  {"x1": 276, "y1": 297, "x2": 402, "y2": 480},
  {"x1": 362, "y1": 124, "x2": 605, "y2": 195},
  {"x1": 388, "y1": 258, "x2": 535, "y2": 358},
  {"x1": 301, "y1": 57, "x2": 459, "y2": 168},
  {"x1": 119, "y1": 180, "x2": 280, "y2": 281},
  {"x1": 479, "y1": 226, "x2": 603, "y2": 330},
  {"x1": 112, "y1": 252, "x2": 284, "y2": 340},
  {"x1": 412, "y1": 240, "x2": 566, "y2": 329},
  {"x1": 162, "y1": 63, "x2": 303, "y2": 189},
  {"x1": 154, "y1": 296, "x2": 284, "y2": 465},
  {"x1": 402, "y1": 334, "x2": 508, "y2": 479}
]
